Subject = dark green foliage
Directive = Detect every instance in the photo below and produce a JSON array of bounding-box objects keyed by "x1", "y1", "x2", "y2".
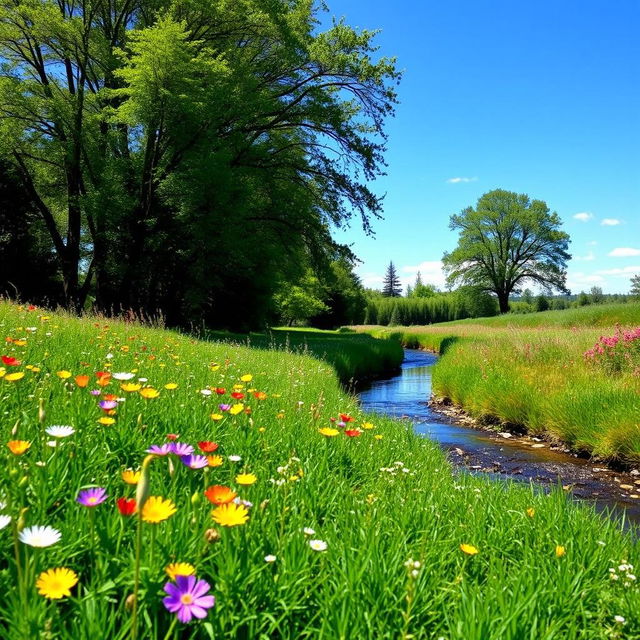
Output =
[{"x1": 632, "y1": 274, "x2": 640, "y2": 297}]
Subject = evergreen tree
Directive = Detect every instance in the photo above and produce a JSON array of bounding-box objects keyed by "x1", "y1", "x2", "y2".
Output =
[
  {"x1": 631, "y1": 274, "x2": 640, "y2": 297},
  {"x1": 382, "y1": 262, "x2": 402, "y2": 297}
]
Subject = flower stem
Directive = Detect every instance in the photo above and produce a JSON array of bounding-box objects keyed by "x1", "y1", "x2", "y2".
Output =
[
  {"x1": 162, "y1": 616, "x2": 178, "y2": 640},
  {"x1": 131, "y1": 515, "x2": 143, "y2": 640}
]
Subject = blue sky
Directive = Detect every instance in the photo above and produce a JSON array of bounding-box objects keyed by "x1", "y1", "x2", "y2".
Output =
[{"x1": 325, "y1": 0, "x2": 640, "y2": 294}]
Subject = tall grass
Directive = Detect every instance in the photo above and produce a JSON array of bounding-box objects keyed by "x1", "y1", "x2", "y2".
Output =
[
  {"x1": 0, "y1": 300, "x2": 638, "y2": 639},
  {"x1": 355, "y1": 303, "x2": 640, "y2": 461}
]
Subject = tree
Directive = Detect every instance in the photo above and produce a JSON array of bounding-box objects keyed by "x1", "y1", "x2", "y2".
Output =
[
  {"x1": 443, "y1": 189, "x2": 571, "y2": 313},
  {"x1": 535, "y1": 294, "x2": 549, "y2": 312},
  {"x1": 630, "y1": 274, "x2": 640, "y2": 297},
  {"x1": 382, "y1": 262, "x2": 402, "y2": 297},
  {"x1": 589, "y1": 286, "x2": 604, "y2": 305},
  {"x1": 274, "y1": 271, "x2": 327, "y2": 327},
  {"x1": 408, "y1": 271, "x2": 437, "y2": 298}
]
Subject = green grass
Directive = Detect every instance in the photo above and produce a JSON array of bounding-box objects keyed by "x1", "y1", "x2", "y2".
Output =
[
  {"x1": 0, "y1": 300, "x2": 638, "y2": 639},
  {"x1": 354, "y1": 303, "x2": 640, "y2": 461}
]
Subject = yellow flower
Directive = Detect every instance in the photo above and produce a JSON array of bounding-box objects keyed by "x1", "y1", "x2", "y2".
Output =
[
  {"x1": 13, "y1": 339, "x2": 26, "y2": 347},
  {"x1": 165, "y1": 562, "x2": 195, "y2": 580},
  {"x1": 5, "y1": 372, "x2": 25, "y2": 382},
  {"x1": 235, "y1": 473, "x2": 257, "y2": 486},
  {"x1": 141, "y1": 496, "x2": 177, "y2": 524},
  {"x1": 319, "y1": 427, "x2": 340, "y2": 437},
  {"x1": 122, "y1": 469, "x2": 141, "y2": 485},
  {"x1": 121, "y1": 383, "x2": 141, "y2": 392},
  {"x1": 555, "y1": 545, "x2": 566, "y2": 557},
  {"x1": 526, "y1": 508, "x2": 535, "y2": 518},
  {"x1": 210, "y1": 413, "x2": 223, "y2": 422},
  {"x1": 36, "y1": 567, "x2": 78, "y2": 599},
  {"x1": 7, "y1": 440, "x2": 31, "y2": 455},
  {"x1": 211, "y1": 502, "x2": 249, "y2": 527},
  {"x1": 0, "y1": 368, "x2": 5, "y2": 378},
  {"x1": 374, "y1": 434, "x2": 383, "y2": 440},
  {"x1": 207, "y1": 455, "x2": 223, "y2": 467},
  {"x1": 98, "y1": 417, "x2": 115, "y2": 425},
  {"x1": 229, "y1": 404, "x2": 244, "y2": 416},
  {"x1": 210, "y1": 364, "x2": 220, "y2": 372},
  {"x1": 460, "y1": 544, "x2": 479, "y2": 556},
  {"x1": 240, "y1": 374, "x2": 253, "y2": 382},
  {"x1": 362, "y1": 422, "x2": 375, "y2": 430},
  {"x1": 56, "y1": 370, "x2": 72, "y2": 379},
  {"x1": 139, "y1": 387, "x2": 159, "y2": 399},
  {"x1": 164, "y1": 383, "x2": 178, "y2": 390}
]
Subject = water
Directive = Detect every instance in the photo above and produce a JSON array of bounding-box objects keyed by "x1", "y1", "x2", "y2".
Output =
[{"x1": 358, "y1": 349, "x2": 640, "y2": 524}]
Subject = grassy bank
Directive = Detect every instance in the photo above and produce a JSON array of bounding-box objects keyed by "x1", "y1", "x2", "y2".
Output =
[
  {"x1": 355, "y1": 303, "x2": 640, "y2": 461},
  {"x1": 0, "y1": 300, "x2": 638, "y2": 639},
  {"x1": 204, "y1": 327, "x2": 404, "y2": 385}
]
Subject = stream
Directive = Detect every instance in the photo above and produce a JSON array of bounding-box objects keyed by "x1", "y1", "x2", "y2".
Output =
[{"x1": 357, "y1": 349, "x2": 640, "y2": 525}]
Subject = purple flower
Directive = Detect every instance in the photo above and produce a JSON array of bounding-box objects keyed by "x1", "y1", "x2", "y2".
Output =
[
  {"x1": 90, "y1": 390, "x2": 101, "y2": 396},
  {"x1": 163, "y1": 575, "x2": 215, "y2": 623},
  {"x1": 99, "y1": 400, "x2": 118, "y2": 410},
  {"x1": 180, "y1": 454, "x2": 208, "y2": 469},
  {"x1": 219, "y1": 404, "x2": 231, "y2": 412},
  {"x1": 147, "y1": 443, "x2": 172, "y2": 455},
  {"x1": 169, "y1": 442, "x2": 194, "y2": 456},
  {"x1": 76, "y1": 487, "x2": 108, "y2": 508}
]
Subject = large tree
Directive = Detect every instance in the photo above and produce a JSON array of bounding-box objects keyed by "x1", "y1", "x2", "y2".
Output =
[
  {"x1": 382, "y1": 261, "x2": 402, "y2": 297},
  {"x1": 443, "y1": 189, "x2": 571, "y2": 313}
]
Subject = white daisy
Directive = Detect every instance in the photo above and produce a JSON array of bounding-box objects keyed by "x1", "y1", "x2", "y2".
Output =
[
  {"x1": 264, "y1": 555, "x2": 277, "y2": 563},
  {"x1": 0, "y1": 514, "x2": 11, "y2": 530},
  {"x1": 112, "y1": 372, "x2": 135, "y2": 381},
  {"x1": 303, "y1": 527, "x2": 316, "y2": 536},
  {"x1": 309, "y1": 539, "x2": 327, "y2": 552},
  {"x1": 228, "y1": 455, "x2": 241, "y2": 462},
  {"x1": 45, "y1": 425, "x2": 75, "y2": 438},
  {"x1": 19, "y1": 525, "x2": 61, "y2": 547}
]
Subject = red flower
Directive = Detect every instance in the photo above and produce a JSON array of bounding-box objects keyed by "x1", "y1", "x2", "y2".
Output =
[
  {"x1": 231, "y1": 392, "x2": 244, "y2": 400},
  {"x1": 339, "y1": 414, "x2": 354, "y2": 423},
  {"x1": 253, "y1": 391, "x2": 267, "y2": 400},
  {"x1": 96, "y1": 371, "x2": 109, "y2": 379},
  {"x1": 215, "y1": 388, "x2": 226, "y2": 395},
  {"x1": 198, "y1": 441, "x2": 218, "y2": 453},
  {"x1": 116, "y1": 497, "x2": 136, "y2": 516},
  {"x1": 166, "y1": 433, "x2": 180, "y2": 441},
  {"x1": 345, "y1": 429, "x2": 361, "y2": 437},
  {"x1": 1, "y1": 356, "x2": 21, "y2": 366}
]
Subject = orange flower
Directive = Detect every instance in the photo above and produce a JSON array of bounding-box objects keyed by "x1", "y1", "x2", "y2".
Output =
[
  {"x1": 206, "y1": 455, "x2": 223, "y2": 467},
  {"x1": 8, "y1": 440, "x2": 31, "y2": 455},
  {"x1": 204, "y1": 485, "x2": 237, "y2": 505},
  {"x1": 74, "y1": 375, "x2": 89, "y2": 388}
]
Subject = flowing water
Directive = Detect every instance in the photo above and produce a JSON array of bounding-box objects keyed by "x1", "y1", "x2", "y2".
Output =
[{"x1": 357, "y1": 349, "x2": 640, "y2": 525}]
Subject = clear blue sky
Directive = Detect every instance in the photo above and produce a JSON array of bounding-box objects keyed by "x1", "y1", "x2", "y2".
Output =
[{"x1": 325, "y1": 0, "x2": 640, "y2": 294}]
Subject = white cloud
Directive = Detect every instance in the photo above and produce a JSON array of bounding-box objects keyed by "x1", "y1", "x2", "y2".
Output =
[
  {"x1": 601, "y1": 218, "x2": 621, "y2": 226},
  {"x1": 400, "y1": 261, "x2": 447, "y2": 289},
  {"x1": 446, "y1": 177, "x2": 478, "y2": 184},
  {"x1": 596, "y1": 265, "x2": 640, "y2": 276},
  {"x1": 567, "y1": 271, "x2": 606, "y2": 289},
  {"x1": 573, "y1": 212, "x2": 593, "y2": 222},
  {"x1": 608, "y1": 247, "x2": 640, "y2": 257},
  {"x1": 573, "y1": 251, "x2": 595, "y2": 262},
  {"x1": 360, "y1": 273, "x2": 384, "y2": 288}
]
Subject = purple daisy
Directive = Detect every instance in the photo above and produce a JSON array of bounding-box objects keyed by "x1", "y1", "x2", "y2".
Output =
[
  {"x1": 169, "y1": 442, "x2": 194, "y2": 456},
  {"x1": 147, "y1": 443, "x2": 172, "y2": 455},
  {"x1": 163, "y1": 575, "x2": 215, "y2": 623},
  {"x1": 99, "y1": 399, "x2": 118, "y2": 410},
  {"x1": 90, "y1": 389, "x2": 101, "y2": 396},
  {"x1": 76, "y1": 487, "x2": 108, "y2": 508},
  {"x1": 219, "y1": 404, "x2": 231, "y2": 412},
  {"x1": 180, "y1": 454, "x2": 209, "y2": 469}
]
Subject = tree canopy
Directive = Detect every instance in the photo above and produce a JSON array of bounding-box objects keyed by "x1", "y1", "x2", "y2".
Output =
[
  {"x1": 442, "y1": 189, "x2": 571, "y2": 313},
  {"x1": 0, "y1": 0, "x2": 399, "y2": 328}
]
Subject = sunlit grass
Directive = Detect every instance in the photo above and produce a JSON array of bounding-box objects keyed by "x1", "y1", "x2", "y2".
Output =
[{"x1": 0, "y1": 300, "x2": 638, "y2": 639}]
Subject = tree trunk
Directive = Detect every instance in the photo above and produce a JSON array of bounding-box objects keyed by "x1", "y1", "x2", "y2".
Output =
[{"x1": 497, "y1": 291, "x2": 510, "y2": 314}]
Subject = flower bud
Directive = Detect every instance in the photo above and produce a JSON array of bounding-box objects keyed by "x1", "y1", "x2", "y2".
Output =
[
  {"x1": 125, "y1": 594, "x2": 136, "y2": 612},
  {"x1": 135, "y1": 454, "x2": 154, "y2": 511},
  {"x1": 38, "y1": 398, "x2": 45, "y2": 425},
  {"x1": 204, "y1": 528, "x2": 221, "y2": 543}
]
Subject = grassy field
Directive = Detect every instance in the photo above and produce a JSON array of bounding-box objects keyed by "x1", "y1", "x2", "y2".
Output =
[
  {"x1": 356, "y1": 302, "x2": 640, "y2": 461},
  {"x1": 0, "y1": 300, "x2": 639, "y2": 639}
]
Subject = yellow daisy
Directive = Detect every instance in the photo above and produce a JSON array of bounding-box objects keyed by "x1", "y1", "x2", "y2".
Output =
[
  {"x1": 122, "y1": 469, "x2": 141, "y2": 485},
  {"x1": 141, "y1": 496, "x2": 177, "y2": 524},
  {"x1": 211, "y1": 502, "x2": 249, "y2": 527},
  {"x1": 319, "y1": 427, "x2": 340, "y2": 437},
  {"x1": 460, "y1": 544, "x2": 479, "y2": 556},
  {"x1": 165, "y1": 562, "x2": 196, "y2": 580},
  {"x1": 235, "y1": 473, "x2": 257, "y2": 486},
  {"x1": 36, "y1": 567, "x2": 78, "y2": 599}
]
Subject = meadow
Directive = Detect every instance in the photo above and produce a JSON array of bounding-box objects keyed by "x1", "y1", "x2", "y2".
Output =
[
  {"x1": 357, "y1": 302, "x2": 640, "y2": 461},
  {"x1": 0, "y1": 300, "x2": 639, "y2": 639}
]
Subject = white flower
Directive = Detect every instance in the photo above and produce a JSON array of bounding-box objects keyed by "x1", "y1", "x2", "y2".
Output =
[
  {"x1": 264, "y1": 554, "x2": 277, "y2": 563},
  {"x1": 18, "y1": 525, "x2": 61, "y2": 547},
  {"x1": 137, "y1": 377, "x2": 148, "y2": 383},
  {"x1": 45, "y1": 425, "x2": 75, "y2": 438},
  {"x1": 614, "y1": 615, "x2": 626, "y2": 624},
  {"x1": 411, "y1": 569, "x2": 420, "y2": 578},
  {"x1": 46, "y1": 440, "x2": 57, "y2": 448},
  {"x1": 200, "y1": 389, "x2": 212, "y2": 396},
  {"x1": 0, "y1": 514, "x2": 11, "y2": 530},
  {"x1": 309, "y1": 539, "x2": 327, "y2": 552},
  {"x1": 112, "y1": 372, "x2": 135, "y2": 381},
  {"x1": 105, "y1": 353, "x2": 114, "y2": 359},
  {"x1": 303, "y1": 527, "x2": 316, "y2": 536},
  {"x1": 228, "y1": 455, "x2": 241, "y2": 462}
]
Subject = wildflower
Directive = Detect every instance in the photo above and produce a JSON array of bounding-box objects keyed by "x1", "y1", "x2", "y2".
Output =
[
  {"x1": 219, "y1": 404, "x2": 231, "y2": 412},
  {"x1": 147, "y1": 443, "x2": 172, "y2": 456},
  {"x1": 229, "y1": 404, "x2": 244, "y2": 416},
  {"x1": 121, "y1": 383, "x2": 141, "y2": 392},
  {"x1": 200, "y1": 389, "x2": 212, "y2": 396},
  {"x1": 56, "y1": 370, "x2": 72, "y2": 379},
  {"x1": 0, "y1": 514, "x2": 12, "y2": 530},
  {"x1": 204, "y1": 485, "x2": 237, "y2": 505},
  {"x1": 77, "y1": 487, "x2": 108, "y2": 508},
  {"x1": 46, "y1": 425, "x2": 75, "y2": 438},
  {"x1": 210, "y1": 413, "x2": 223, "y2": 421},
  {"x1": 36, "y1": 568, "x2": 78, "y2": 599},
  {"x1": 344, "y1": 429, "x2": 362, "y2": 437},
  {"x1": 264, "y1": 555, "x2": 277, "y2": 563},
  {"x1": 207, "y1": 455, "x2": 223, "y2": 467},
  {"x1": 362, "y1": 422, "x2": 375, "y2": 430},
  {"x1": 99, "y1": 400, "x2": 118, "y2": 411},
  {"x1": 319, "y1": 427, "x2": 340, "y2": 437},
  {"x1": 19, "y1": 525, "x2": 61, "y2": 547},
  {"x1": 228, "y1": 455, "x2": 242, "y2": 462},
  {"x1": 614, "y1": 616, "x2": 626, "y2": 624},
  {"x1": 339, "y1": 414, "x2": 354, "y2": 423},
  {"x1": 166, "y1": 433, "x2": 180, "y2": 441},
  {"x1": 169, "y1": 443, "x2": 193, "y2": 457},
  {"x1": 212, "y1": 502, "x2": 249, "y2": 527},
  {"x1": 215, "y1": 388, "x2": 226, "y2": 395},
  {"x1": 165, "y1": 562, "x2": 196, "y2": 580},
  {"x1": 163, "y1": 575, "x2": 215, "y2": 623},
  {"x1": 526, "y1": 508, "x2": 535, "y2": 518},
  {"x1": 164, "y1": 383, "x2": 178, "y2": 390},
  {"x1": 374, "y1": 435, "x2": 383, "y2": 440},
  {"x1": 5, "y1": 372, "x2": 24, "y2": 382},
  {"x1": 460, "y1": 544, "x2": 479, "y2": 556},
  {"x1": 309, "y1": 539, "x2": 328, "y2": 552},
  {"x1": 122, "y1": 469, "x2": 141, "y2": 485},
  {"x1": 181, "y1": 455, "x2": 209, "y2": 469},
  {"x1": 204, "y1": 528, "x2": 221, "y2": 543},
  {"x1": 141, "y1": 496, "x2": 177, "y2": 524},
  {"x1": 1, "y1": 355, "x2": 20, "y2": 366},
  {"x1": 139, "y1": 387, "x2": 159, "y2": 399},
  {"x1": 74, "y1": 375, "x2": 89, "y2": 387},
  {"x1": 116, "y1": 498, "x2": 137, "y2": 516},
  {"x1": 235, "y1": 473, "x2": 257, "y2": 486},
  {"x1": 198, "y1": 441, "x2": 218, "y2": 453},
  {"x1": 303, "y1": 527, "x2": 316, "y2": 536},
  {"x1": 240, "y1": 374, "x2": 253, "y2": 382},
  {"x1": 555, "y1": 545, "x2": 566, "y2": 557},
  {"x1": 7, "y1": 440, "x2": 31, "y2": 455},
  {"x1": 112, "y1": 372, "x2": 135, "y2": 381},
  {"x1": 98, "y1": 417, "x2": 115, "y2": 425}
]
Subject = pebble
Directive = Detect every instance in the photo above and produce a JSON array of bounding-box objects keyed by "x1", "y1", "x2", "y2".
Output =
[
  {"x1": 498, "y1": 432, "x2": 512, "y2": 439},
  {"x1": 620, "y1": 484, "x2": 634, "y2": 490},
  {"x1": 531, "y1": 444, "x2": 545, "y2": 449}
]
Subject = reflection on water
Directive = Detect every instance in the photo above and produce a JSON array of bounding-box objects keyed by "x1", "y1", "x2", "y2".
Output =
[{"x1": 358, "y1": 349, "x2": 640, "y2": 525}]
